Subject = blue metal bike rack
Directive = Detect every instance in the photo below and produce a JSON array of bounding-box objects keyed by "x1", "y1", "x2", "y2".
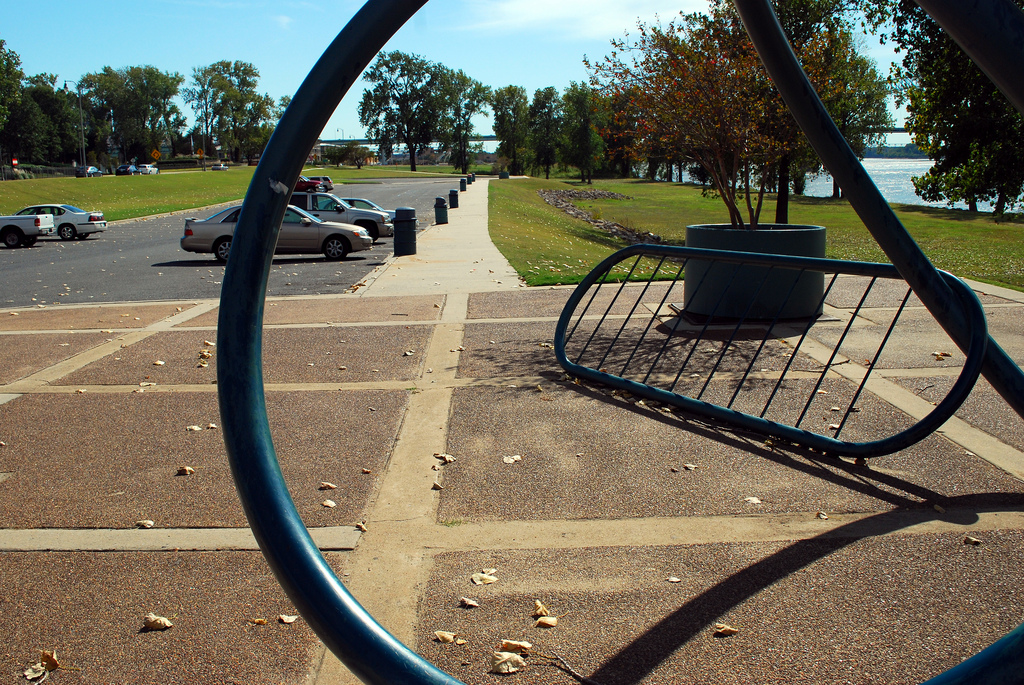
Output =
[{"x1": 215, "y1": 0, "x2": 1024, "y2": 682}]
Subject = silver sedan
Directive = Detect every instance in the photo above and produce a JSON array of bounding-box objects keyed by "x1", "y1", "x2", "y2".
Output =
[
  {"x1": 180, "y1": 205, "x2": 374, "y2": 262},
  {"x1": 15, "y1": 204, "x2": 107, "y2": 240}
]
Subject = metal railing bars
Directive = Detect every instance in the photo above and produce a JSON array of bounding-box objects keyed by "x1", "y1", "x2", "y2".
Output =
[
  {"x1": 555, "y1": 245, "x2": 989, "y2": 459},
  {"x1": 695, "y1": 263, "x2": 779, "y2": 402},
  {"x1": 726, "y1": 267, "x2": 809, "y2": 410},
  {"x1": 594, "y1": 255, "x2": 668, "y2": 373},
  {"x1": 758, "y1": 272, "x2": 841, "y2": 419},
  {"x1": 794, "y1": 276, "x2": 878, "y2": 429},
  {"x1": 570, "y1": 254, "x2": 642, "y2": 365},
  {"x1": 617, "y1": 257, "x2": 684, "y2": 378},
  {"x1": 835, "y1": 286, "x2": 914, "y2": 440}
]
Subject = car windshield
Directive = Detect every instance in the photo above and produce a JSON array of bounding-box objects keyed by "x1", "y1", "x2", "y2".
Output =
[
  {"x1": 63, "y1": 206, "x2": 85, "y2": 213},
  {"x1": 321, "y1": 194, "x2": 351, "y2": 210},
  {"x1": 204, "y1": 207, "x2": 240, "y2": 223},
  {"x1": 286, "y1": 206, "x2": 323, "y2": 223}
]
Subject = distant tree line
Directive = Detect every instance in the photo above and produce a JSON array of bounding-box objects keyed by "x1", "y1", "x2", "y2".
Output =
[{"x1": 0, "y1": 37, "x2": 286, "y2": 171}]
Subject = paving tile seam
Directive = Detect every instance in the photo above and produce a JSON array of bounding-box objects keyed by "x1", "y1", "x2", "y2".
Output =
[
  {"x1": 0, "y1": 297, "x2": 219, "y2": 314},
  {"x1": 0, "y1": 526, "x2": 361, "y2": 552},
  {"x1": 413, "y1": 507, "x2": 1024, "y2": 552}
]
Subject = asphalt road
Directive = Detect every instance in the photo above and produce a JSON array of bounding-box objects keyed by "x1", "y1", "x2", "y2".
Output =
[{"x1": 0, "y1": 177, "x2": 461, "y2": 307}]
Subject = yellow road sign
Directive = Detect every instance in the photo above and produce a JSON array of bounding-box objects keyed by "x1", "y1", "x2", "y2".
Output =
[{"x1": 151, "y1": 149, "x2": 161, "y2": 160}]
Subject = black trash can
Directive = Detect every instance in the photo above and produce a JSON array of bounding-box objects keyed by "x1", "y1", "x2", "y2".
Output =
[
  {"x1": 449, "y1": 189, "x2": 459, "y2": 209},
  {"x1": 393, "y1": 207, "x2": 416, "y2": 256},
  {"x1": 459, "y1": 178, "x2": 467, "y2": 191},
  {"x1": 434, "y1": 197, "x2": 448, "y2": 225},
  {"x1": 499, "y1": 171, "x2": 510, "y2": 179}
]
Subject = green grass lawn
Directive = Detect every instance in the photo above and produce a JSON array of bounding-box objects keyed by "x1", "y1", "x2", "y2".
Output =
[
  {"x1": 0, "y1": 167, "x2": 261, "y2": 221},
  {"x1": 489, "y1": 177, "x2": 1024, "y2": 291},
  {"x1": 0, "y1": 164, "x2": 454, "y2": 221}
]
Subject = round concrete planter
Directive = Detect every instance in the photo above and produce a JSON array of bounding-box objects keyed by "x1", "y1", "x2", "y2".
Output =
[{"x1": 683, "y1": 224, "x2": 826, "y2": 320}]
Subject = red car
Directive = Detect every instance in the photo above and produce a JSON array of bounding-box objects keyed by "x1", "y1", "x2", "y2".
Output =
[{"x1": 294, "y1": 175, "x2": 325, "y2": 192}]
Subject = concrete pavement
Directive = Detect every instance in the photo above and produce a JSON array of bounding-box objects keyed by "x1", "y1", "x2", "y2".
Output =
[{"x1": 2, "y1": 176, "x2": 1024, "y2": 683}]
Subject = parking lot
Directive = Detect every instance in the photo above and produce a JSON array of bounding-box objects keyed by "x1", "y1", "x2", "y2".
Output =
[{"x1": 0, "y1": 177, "x2": 457, "y2": 308}]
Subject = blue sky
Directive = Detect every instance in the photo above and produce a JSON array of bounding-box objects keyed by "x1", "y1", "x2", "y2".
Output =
[{"x1": 2, "y1": 0, "x2": 903, "y2": 144}]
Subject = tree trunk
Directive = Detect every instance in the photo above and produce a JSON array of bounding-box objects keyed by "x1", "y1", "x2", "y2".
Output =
[
  {"x1": 775, "y1": 155, "x2": 790, "y2": 224},
  {"x1": 410, "y1": 148, "x2": 417, "y2": 172},
  {"x1": 968, "y1": 198, "x2": 978, "y2": 212}
]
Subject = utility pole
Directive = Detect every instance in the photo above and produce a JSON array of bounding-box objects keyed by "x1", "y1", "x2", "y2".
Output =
[{"x1": 64, "y1": 80, "x2": 87, "y2": 167}]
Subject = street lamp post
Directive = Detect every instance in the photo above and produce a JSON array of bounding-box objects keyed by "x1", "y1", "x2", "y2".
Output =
[{"x1": 64, "y1": 80, "x2": 87, "y2": 167}]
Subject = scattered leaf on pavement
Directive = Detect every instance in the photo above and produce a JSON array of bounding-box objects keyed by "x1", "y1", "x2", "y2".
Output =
[
  {"x1": 964, "y1": 535, "x2": 982, "y2": 546},
  {"x1": 471, "y1": 571, "x2": 498, "y2": 585},
  {"x1": 435, "y1": 631, "x2": 457, "y2": 643},
  {"x1": 489, "y1": 652, "x2": 527, "y2": 674},
  {"x1": 532, "y1": 600, "x2": 549, "y2": 617},
  {"x1": 319, "y1": 482, "x2": 338, "y2": 490},
  {"x1": 322, "y1": 500, "x2": 337, "y2": 508},
  {"x1": 460, "y1": 597, "x2": 479, "y2": 608},
  {"x1": 278, "y1": 615, "x2": 298, "y2": 624},
  {"x1": 535, "y1": 616, "x2": 558, "y2": 628},
  {"x1": 744, "y1": 497, "x2": 762, "y2": 504},
  {"x1": 252, "y1": 618, "x2": 268, "y2": 625},
  {"x1": 500, "y1": 640, "x2": 532, "y2": 653},
  {"x1": 143, "y1": 613, "x2": 173, "y2": 630},
  {"x1": 136, "y1": 520, "x2": 155, "y2": 529},
  {"x1": 176, "y1": 466, "x2": 195, "y2": 476},
  {"x1": 713, "y1": 623, "x2": 739, "y2": 636}
]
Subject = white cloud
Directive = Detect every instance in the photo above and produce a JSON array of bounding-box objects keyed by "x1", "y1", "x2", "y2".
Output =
[
  {"x1": 274, "y1": 15, "x2": 294, "y2": 30},
  {"x1": 458, "y1": 0, "x2": 707, "y2": 40}
]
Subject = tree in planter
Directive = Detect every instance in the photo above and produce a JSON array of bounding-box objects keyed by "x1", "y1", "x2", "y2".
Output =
[{"x1": 590, "y1": 10, "x2": 789, "y2": 227}]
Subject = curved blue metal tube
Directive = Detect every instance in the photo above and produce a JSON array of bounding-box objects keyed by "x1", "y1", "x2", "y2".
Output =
[
  {"x1": 216, "y1": 1, "x2": 463, "y2": 683},
  {"x1": 732, "y1": 0, "x2": 1024, "y2": 422},
  {"x1": 731, "y1": 0, "x2": 1024, "y2": 680}
]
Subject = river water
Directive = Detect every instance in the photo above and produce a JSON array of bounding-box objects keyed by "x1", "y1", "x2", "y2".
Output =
[{"x1": 801, "y1": 157, "x2": 991, "y2": 211}]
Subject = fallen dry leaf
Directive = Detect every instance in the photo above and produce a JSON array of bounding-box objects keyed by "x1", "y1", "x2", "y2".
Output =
[
  {"x1": 744, "y1": 497, "x2": 762, "y2": 504},
  {"x1": 136, "y1": 520, "x2": 155, "y2": 529},
  {"x1": 817, "y1": 511, "x2": 829, "y2": 520},
  {"x1": 322, "y1": 500, "x2": 337, "y2": 508},
  {"x1": 535, "y1": 616, "x2": 558, "y2": 628},
  {"x1": 203, "y1": 340, "x2": 215, "y2": 346},
  {"x1": 206, "y1": 423, "x2": 217, "y2": 429},
  {"x1": 667, "y1": 576, "x2": 682, "y2": 583},
  {"x1": 185, "y1": 425, "x2": 202, "y2": 432},
  {"x1": 502, "y1": 455, "x2": 522, "y2": 464},
  {"x1": 143, "y1": 613, "x2": 173, "y2": 630},
  {"x1": 252, "y1": 618, "x2": 268, "y2": 625},
  {"x1": 532, "y1": 600, "x2": 549, "y2": 617},
  {"x1": 278, "y1": 615, "x2": 298, "y2": 624},
  {"x1": 403, "y1": 350, "x2": 414, "y2": 356},
  {"x1": 683, "y1": 463, "x2": 697, "y2": 471},
  {"x1": 934, "y1": 504, "x2": 946, "y2": 514},
  {"x1": 176, "y1": 466, "x2": 195, "y2": 476},
  {"x1": 500, "y1": 639, "x2": 532, "y2": 653},
  {"x1": 39, "y1": 650, "x2": 60, "y2": 671},
  {"x1": 471, "y1": 571, "x2": 498, "y2": 585},
  {"x1": 714, "y1": 623, "x2": 739, "y2": 636},
  {"x1": 362, "y1": 468, "x2": 372, "y2": 474},
  {"x1": 356, "y1": 522, "x2": 368, "y2": 532},
  {"x1": 434, "y1": 452, "x2": 456, "y2": 463},
  {"x1": 319, "y1": 482, "x2": 338, "y2": 490},
  {"x1": 139, "y1": 382, "x2": 156, "y2": 387},
  {"x1": 153, "y1": 360, "x2": 165, "y2": 366},
  {"x1": 435, "y1": 630, "x2": 457, "y2": 643},
  {"x1": 489, "y1": 652, "x2": 527, "y2": 674},
  {"x1": 460, "y1": 597, "x2": 480, "y2": 608},
  {"x1": 964, "y1": 535, "x2": 982, "y2": 546},
  {"x1": 432, "y1": 481, "x2": 444, "y2": 491},
  {"x1": 455, "y1": 638, "x2": 468, "y2": 645},
  {"x1": 23, "y1": 663, "x2": 46, "y2": 681}
]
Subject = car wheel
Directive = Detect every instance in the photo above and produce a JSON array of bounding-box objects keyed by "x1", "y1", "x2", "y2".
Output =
[
  {"x1": 357, "y1": 221, "x2": 379, "y2": 242},
  {"x1": 58, "y1": 224, "x2": 77, "y2": 240},
  {"x1": 1, "y1": 227, "x2": 23, "y2": 248},
  {"x1": 322, "y1": 235, "x2": 350, "y2": 261},
  {"x1": 213, "y1": 237, "x2": 232, "y2": 262},
  {"x1": 23, "y1": 236, "x2": 38, "y2": 246}
]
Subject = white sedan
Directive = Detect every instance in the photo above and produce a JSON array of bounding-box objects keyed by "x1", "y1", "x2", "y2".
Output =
[
  {"x1": 137, "y1": 164, "x2": 160, "y2": 174},
  {"x1": 15, "y1": 204, "x2": 106, "y2": 240},
  {"x1": 180, "y1": 205, "x2": 373, "y2": 262}
]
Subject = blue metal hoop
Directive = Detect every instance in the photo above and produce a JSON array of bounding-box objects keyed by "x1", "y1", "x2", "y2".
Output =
[{"x1": 216, "y1": 0, "x2": 1024, "y2": 682}]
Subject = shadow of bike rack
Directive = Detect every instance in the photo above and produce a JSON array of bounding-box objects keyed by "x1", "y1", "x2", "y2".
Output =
[
  {"x1": 213, "y1": 0, "x2": 1024, "y2": 683},
  {"x1": 555, "y1": 245, "x2": 988, "y2": 459}
]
